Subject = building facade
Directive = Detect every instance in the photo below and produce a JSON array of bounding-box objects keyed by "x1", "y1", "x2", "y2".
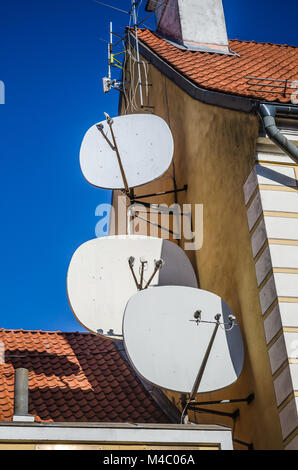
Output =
[{"x1": 114, "y1": 0, "x2": 298, "y2": 450}]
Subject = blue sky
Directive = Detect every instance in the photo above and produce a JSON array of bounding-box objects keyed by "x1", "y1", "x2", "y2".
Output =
[{"x1": 0, "y1": 0, "x2": 297, "y2": 333}]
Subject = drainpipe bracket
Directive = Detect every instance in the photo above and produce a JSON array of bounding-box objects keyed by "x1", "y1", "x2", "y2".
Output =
[{"x1": 259, "y1": 103, "x2": 298, "y2": 165}]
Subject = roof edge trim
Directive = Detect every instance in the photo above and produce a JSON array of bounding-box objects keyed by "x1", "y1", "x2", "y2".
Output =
[{"x1": 126, "y1": 32, "x2": 283, "y2": 114}]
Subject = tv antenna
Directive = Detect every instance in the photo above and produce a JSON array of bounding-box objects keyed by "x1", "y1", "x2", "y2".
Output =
[
  {"x1": 100, "y1": 1, "x2": 153, "y2": 109},
  {"x1": 102, "y1": 22, "x2": 125, "y2": 94},
  {"x1": 131, "y1": 0, "x2": 143, "y2": 107}
]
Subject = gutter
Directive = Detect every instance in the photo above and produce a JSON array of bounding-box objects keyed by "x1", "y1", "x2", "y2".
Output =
[{"x1": 259, "y1": 104, "x2": 298, "y2": 164}]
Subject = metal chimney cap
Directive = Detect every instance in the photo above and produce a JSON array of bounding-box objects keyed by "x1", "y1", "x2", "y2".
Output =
[{"x1": 146, "y1": 0, "x2": 232, "y2": 54}]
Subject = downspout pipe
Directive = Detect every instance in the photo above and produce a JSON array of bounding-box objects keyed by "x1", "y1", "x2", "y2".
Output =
[{"x1": 259, "y1": 103, "x2": 298, "y2": 164}]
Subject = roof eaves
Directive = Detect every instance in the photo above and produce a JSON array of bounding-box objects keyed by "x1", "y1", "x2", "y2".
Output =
[{"x1": 127, "y1": 32, "x2": 258, "y2": 114}]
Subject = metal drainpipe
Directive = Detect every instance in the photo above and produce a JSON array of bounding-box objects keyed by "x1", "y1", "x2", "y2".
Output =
[
  {"x1": 14, "y1": 368, "x2": 29, "y2": 416},
  {"x1": 259, "y1": 103, "x2": 298, "y2": 164}
]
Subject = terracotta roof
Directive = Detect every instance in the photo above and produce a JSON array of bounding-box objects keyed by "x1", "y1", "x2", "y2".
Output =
[
  {"x1": 0, "y1": 329, "x2": 172, "y2": 424},
  {"x1": 136, "y1": 29, "x2": 298, "y2": 104}
]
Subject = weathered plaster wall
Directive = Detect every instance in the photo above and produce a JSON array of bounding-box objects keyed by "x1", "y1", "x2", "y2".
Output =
[{"x1": 116, "y1": 56, "x2": 285, "y2": 449}]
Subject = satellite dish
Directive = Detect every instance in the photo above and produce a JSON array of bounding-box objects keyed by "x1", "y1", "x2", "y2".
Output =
[
  {"x1": 80, "y1": 114, "x2": 174, "y2": 190},
  {"x1": 123, "y1": 286, "x2": 244, "y2": 394},
  {"x1": 67, "y1": 236, "x2": 197, "y2": 339}
]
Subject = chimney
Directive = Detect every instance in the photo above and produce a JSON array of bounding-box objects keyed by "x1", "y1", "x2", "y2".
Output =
[
  {"x1": 13, "y1": 368, "x2": 35, "y2": 422},
  {"x1": 146, "y1": 0, "x2": 231, "y2": 54}
]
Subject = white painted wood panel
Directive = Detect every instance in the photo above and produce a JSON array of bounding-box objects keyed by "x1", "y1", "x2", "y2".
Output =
[
  {"x1": 274, "y1": 273, "x2": 298, "y2": 298},
  {"x1": 264, "y1": 216, "x2": 298, "y2": 241},
  {"x1": 257, "y1": 152, "x2": 296, "y2": 165},
  {"x1": 279, "y1": 303, "x2": 298, "y2": 327},
  {"x1": 256, "y1": 164, "x2": 296, "y2": 187},
  {"x1": 269, "y1": 244, "x2": 298, "y2": 269},
  {"x1": 260, "y1": 190, "x2": 298, "y2": 214}
]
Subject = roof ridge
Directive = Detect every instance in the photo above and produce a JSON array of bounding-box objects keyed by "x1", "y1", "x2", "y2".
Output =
[
  {"x1": 136, "y1": 28, "x2": 298, "y2": 49},
  {"x1": 229, "y1": 38, "x2": 298, "y2": 48},
  {"x1": 135, "y1": 28, "x2": 298, "y2": 105},
  {"x1": 0, "y1": 328, "x2": 92, "y2": 336}
]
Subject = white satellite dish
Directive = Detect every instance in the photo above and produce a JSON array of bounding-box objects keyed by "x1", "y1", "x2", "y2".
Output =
[
  {"x1": 123, "y1": 286, "x2": 244, "y2": 394},
  {"x1": 67, "y1": 236, "x2": 197, "y2": 339},
  {"x1": 80, "y1": 114, "x2": 174, "y2": 190}
]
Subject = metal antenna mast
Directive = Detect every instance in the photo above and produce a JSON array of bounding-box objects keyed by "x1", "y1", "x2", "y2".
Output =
[
  {"x1": 131, "y1": 1, "x2": 144, "y2": 107},
  {"x1": 108, "y1": 21, "x2": 112, "y2": 81}
]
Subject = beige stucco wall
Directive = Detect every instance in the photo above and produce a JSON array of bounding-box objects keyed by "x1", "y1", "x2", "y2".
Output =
[{"x1": 115, "y1": 56, "x2": 285, "y2": 450}]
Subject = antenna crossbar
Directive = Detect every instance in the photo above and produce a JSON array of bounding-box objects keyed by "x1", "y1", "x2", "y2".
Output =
[
  {"x1": 97, "y1": 114, "x2": 130, "y2": 194},
  {"x1": 127, "y1": 257, "x2": 163, "y2": 290},
  {"x1": 180, "y1": 314, "x2": 242, "y2": 423},
  {"x1": 131, "y1": 0, "x2": 144, "y2": 107},
  {"x1": 139, "y1": 258, "x2": 147, "y2": 290},
  {"x1": 96, "y1": 124, "x2": 114, "y2": 150},
  {"x1": 187, "y1": 406, "x2": 240, "y2": 420},
  {"x1": 132, "y1": 213, "x2": 180, "y2": 237},
  {"x1": 134, "y1": 185, "x2": 188, "y2": 200},
  {"x1": 128, "y1": 257, "x2": 141, "y2": 290},
  {"x1": 189, "y1": 394, "x2": 255, "y2": 407},
  {"x1": 189, "y1": 314, "x2": 221, "y2": 402},
  {"x1": 143, "y1": 259, "x2": 163, "y2": 289},
  {"x1": 180, "y1": 314, "x2": 221, "y2": 423},
  {"x1": 93, "y1": 1, "x2": 130, "y2": 15}
]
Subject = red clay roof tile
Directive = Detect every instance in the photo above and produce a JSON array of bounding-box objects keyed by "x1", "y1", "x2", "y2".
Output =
[
  {"x1": 0, "y1": 329, "x2": 172, "y2": 424},
  {"x1": 136, "y1": 29, "x2": 298, "y2": 103}
]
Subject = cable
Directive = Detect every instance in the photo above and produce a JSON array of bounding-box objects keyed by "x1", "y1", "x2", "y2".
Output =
[
  {"x1": 136, "y1": 0, "x2": 144, "y2": 13},
  {"x1": 180, "y1": 400, "x2": 190, "y2": 424},
  {"x1": 126, "y1": 31, "x2": 151, "y2": 111},
  {"x1": 93, "y1": 0, "x2": 130, "y2": 15},
  {"x1": 122, "y1": 40, "x2": 130, "y2": 114},
  {"x1": 136, "y1": 0, "x2": 177, "y2": 28}
]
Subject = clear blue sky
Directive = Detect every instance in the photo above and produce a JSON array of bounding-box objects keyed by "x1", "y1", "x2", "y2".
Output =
[{"x1": 0, "y1": 0, "x2": 297, "y2": 333}]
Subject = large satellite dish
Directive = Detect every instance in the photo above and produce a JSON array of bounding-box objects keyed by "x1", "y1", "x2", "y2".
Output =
[
  {"x1": 123, "y1": 286, "x2": 244, "y2": 394},
  {"x1": 80, "y1": 114, "x2": 174, "y2": 190},
  {"x1": 67, "y1": 236, "x2": 197, "y2": 339}
]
